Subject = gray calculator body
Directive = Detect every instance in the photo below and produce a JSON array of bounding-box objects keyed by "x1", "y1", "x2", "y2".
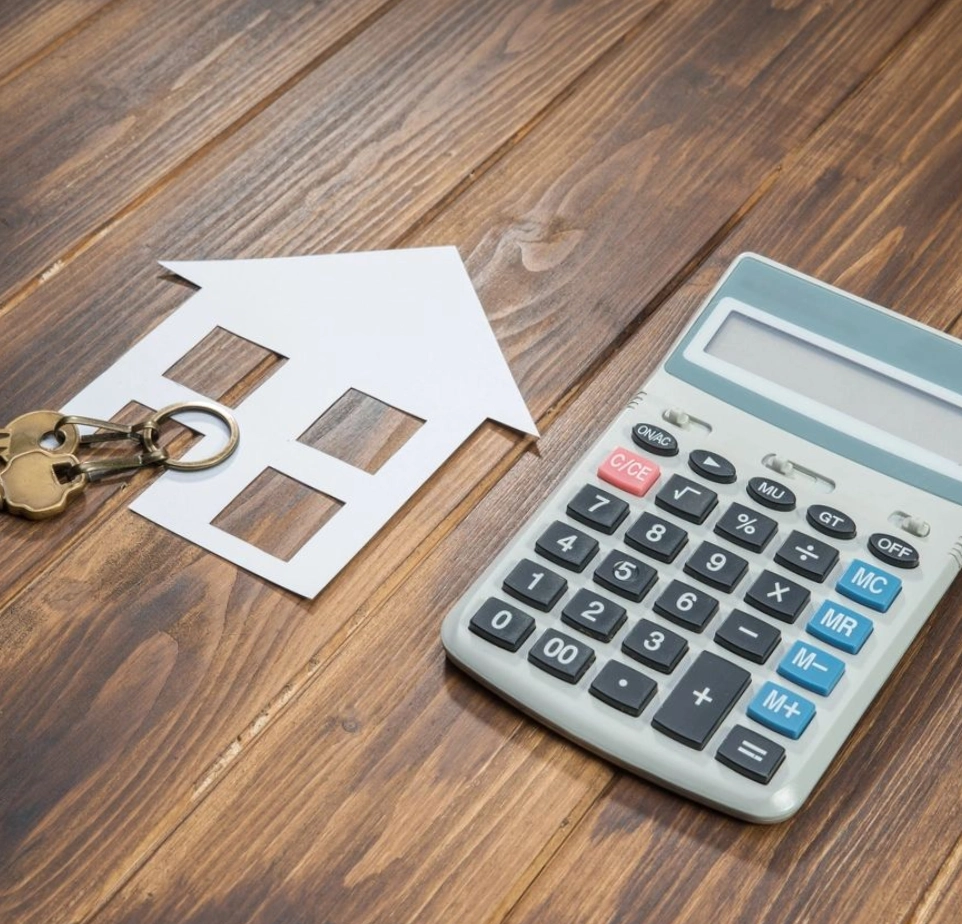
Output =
[{"x1": 441, "y1": 254, "x2": 962, "y2": 822}]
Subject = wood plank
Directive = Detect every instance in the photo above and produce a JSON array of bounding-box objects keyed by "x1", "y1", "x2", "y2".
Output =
[
  {"x1": 62, "y1": 2, "x2": 956, "y2": 921},
  {"x1": 0, "y1": 0, "x2": 116, "y2": 82},
  {"x1": 0, "y1": 0, "x2": 395, "y2": 305},
  {"x1": 0, "y1": 2, "x2": 659, "y2": 922}
]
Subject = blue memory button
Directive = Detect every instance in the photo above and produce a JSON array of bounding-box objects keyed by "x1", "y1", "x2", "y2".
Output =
[
  {"x1": 807, "y1": 600, "x2": 874, "y2": 654},
  {"x1": 747, "y1": 682, "x2": 816, "y2": 739},
  {"x1": 777, "y1": 641, "x2": 845, "y2": 695},
  {"x1": 836, "y1": 559, "x2": 901, "y2": 612}
]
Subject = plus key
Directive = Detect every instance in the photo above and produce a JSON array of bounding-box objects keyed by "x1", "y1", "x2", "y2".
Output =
[{"x1": 652, "y1": 651, "x2": 750, "y2": 749}]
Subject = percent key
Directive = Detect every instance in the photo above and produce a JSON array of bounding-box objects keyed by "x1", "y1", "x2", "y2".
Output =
[{"x1": 714, "y1": 503, "x2": 778, "y2": 553}]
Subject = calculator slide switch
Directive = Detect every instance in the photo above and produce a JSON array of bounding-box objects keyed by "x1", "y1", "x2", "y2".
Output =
[{"x1": 597, "y1": 447, "x2": 661, "y2": 497}]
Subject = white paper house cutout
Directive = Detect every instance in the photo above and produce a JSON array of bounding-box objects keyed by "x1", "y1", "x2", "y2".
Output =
[{"x1": 65, "y1": 247, "x2": 538, "y2": 597}]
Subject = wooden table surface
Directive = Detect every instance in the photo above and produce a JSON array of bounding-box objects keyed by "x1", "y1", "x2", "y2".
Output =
[{"x1": 3, "y1": 1, "x2": 962, "y2": 921}]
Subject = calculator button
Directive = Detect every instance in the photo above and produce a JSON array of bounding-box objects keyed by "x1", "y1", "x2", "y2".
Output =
[
  {"x1": 836, "y1": 559, "x2": 902, "y2": 612},
  {"x1": 683, "y1": 541, "x2": 748, "y2": 592},
  {"x1": 589, "y1": 660, "x2": 658, "y2": 716},
  {"x1": 622, "y1": 619, "x2": 687, "y2": 673},
  {"x1": 744, "y1": 570, "x2": 810, "y2": 623},
  {"x1": 807, "y1": 504, "x2": 857, "y2": 540},
  {"x1": 653, "y1": 580, "x2": 718, "y2": 632},
  {"x1": 716, "y1": 726, "x2": 786, "y2": 784},
  {"x1": 777, "y1": 641, "x2": 845, "y2": 696},
  {"x1": 774, "y1": 530, "x2": 839, "y2": 583},
  {"x1": 528, "y1": 628, "x2": 595, "y2": 683},
  {"x1": 535, "y1": 521, "x2": 599, "y2": 572},
  {"x1": 651, "y1": 652, "x2": 750, "y2": 749},
  {"x1": 598, "y1": 447, "x2": 661, "y2": 497},
  {"x1": 631, "y1": 422, "x2": 678, "y2": 457},
  {"x1": 593, "y1": 551, "x2": 658, "y2": 602},
  {"x1": 503, "y1": 559, "x2": 567, "y2": 612},
  {"x1": 806, "y1": 600, "x2": 874, "y2": 654},
  {"x1": 562, "y1": 589, "x2": 627, "y2": 642},
  {"x1": 713, "y1": 610, "x2": 780, "y2": 664},
  {"x1": 747, "y1": 476, "x2": 796, "y2": 511},
  {"x1": 566, "y1": 485, "x2": 629, "y2": 534},
  {"x1": 747, "y1": 682, "x2": 816, "y2": 739},
  {"x1": 868, "y1": 533, "x2": 920, "y2": 569},
  {"x1": 469, "y1": 598, "x2": 536, "y2": 652},
  {"x1": 688, "y1": 449, "x2": 736, "y2": 484},
  {"x1": 713, "y1": 502, "x2": 778, "y2": 553},
  {"x1": 655, "y1": 475, "x2": 718, "y2": 524},
  {"x1": 624, "y1": 512, "x2": 688, "y2": 563}
]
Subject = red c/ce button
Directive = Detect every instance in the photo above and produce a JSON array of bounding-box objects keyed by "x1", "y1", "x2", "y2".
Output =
[{"x1": 598, "y1": 447, "x2": 661, "y2": 497}]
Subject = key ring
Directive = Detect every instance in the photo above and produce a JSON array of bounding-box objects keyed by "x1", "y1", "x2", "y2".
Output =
[
  {"x1": 136, "y1": 400, "x2": 240, "y2": 471},
  {"x1": 55, "y1": 400, "x2": 239, "y2": 479}
]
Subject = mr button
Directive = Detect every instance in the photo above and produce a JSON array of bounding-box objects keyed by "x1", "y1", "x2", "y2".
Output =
[{"x1": 836, "y1": 559, "x2": 901, "y2": 612}]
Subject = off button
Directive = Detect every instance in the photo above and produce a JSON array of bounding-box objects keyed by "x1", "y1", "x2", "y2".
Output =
[
  {"x1": 869, "y1": 533, "x2": 920, "y2": 569},
  {"x1": 631, "y1": 422, "x2": 678, "y2": 457}
]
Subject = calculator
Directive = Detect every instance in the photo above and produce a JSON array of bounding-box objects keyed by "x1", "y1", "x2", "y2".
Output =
[{"x1": 441, "y1": 253, "x2": 962, "y2": 822}]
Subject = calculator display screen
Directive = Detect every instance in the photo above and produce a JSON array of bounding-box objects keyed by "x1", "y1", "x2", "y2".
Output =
[{"x1": 704, "y1": 310, "x2": 962, "y2": 467}]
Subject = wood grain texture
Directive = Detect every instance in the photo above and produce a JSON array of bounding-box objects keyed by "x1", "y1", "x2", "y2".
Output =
[
  {"x1": 62, "y1": 2, "x2": 960, "y2": 922},
  {"x1": 0, "y1": 2, "x2": 661, "y2": 922},
  {"x1": 0, "y1": 0, "x2": 116, "y2": 82},
  {"x1": 0, "y1": 0, "x2": 653, "y2": 612},
  {"x1": 0, "y1": 0, "x2": 394, "y2": 304}
]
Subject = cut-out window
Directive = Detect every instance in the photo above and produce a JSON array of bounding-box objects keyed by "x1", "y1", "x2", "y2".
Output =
[
  {"x1": 298, "y1": 389, "x2": 423, "y2": 474},
  {"x1": 212, "y1": 468, "x2": 343, "y2": 561},
  {"x1": 164, "y1": 326, "x2": 286, "y2": 408}
]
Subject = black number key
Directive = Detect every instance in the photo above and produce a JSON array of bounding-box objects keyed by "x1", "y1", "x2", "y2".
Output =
[
  {"x1": 714, "y1": 609, "x2": 780, "y2": 664},
  {"x1": 561, "y1": 588, "x2": 626, "y2": 642},
  {"x1": 653, "y1": 580, "x2": 718, "y2": 632},
  {"x1": 566, "y1": 485, "x2": 629, "y2": 535},
  {"x1": 593, "y1": 550, "x2": 657, "y2": 602},
  {"x1": 774, "y1": 530, "x2": 839, "y2": 582},
  {"x1": 744, "y1": 569, "x2": 810, "y2": 623},
  {"x1": 590, "y1": 660, "x2": 658, "y2": 716},
  {"x1": 716, "y1": 726, "x2": 786, "y2": 784},
  {"x1": 624, "y1": 512, "x2": 688, "y2": 563},
  {"x1": 713, "y1": 502, "x2": 778, "y2": 553},
  {"x1": 503, "y1": 559, "x2": 567, "y2": 611},
  {"x1": 469, "y1": 598, "x2": 536, "y2": 652},
  {"x1": 683, "y1": 541, "x2": 748, "y2": 592},
  {"x1": 651, "y1": 651, "x2": 750, "y2": 749},
  {"x1": 622, "y1": 618, "x2": 687, "y2": 673},
  {"x1": 654, "y1": 474, "x2": 718, "y2": 524},
  {"x1": 535, "y1": 520, "x2": 599, "y2": 572},
  {"x1": 528, "y1": 628, "x2": 595, "y2": 683}
]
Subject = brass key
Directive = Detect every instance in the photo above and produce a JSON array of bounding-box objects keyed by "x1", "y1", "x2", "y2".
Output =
[
  {"x1": 0, "y1": 448, "x2": 88, "y2": 519},
  {"x1": 0, "y1": 410, "x2": 80, "y2": 462}
]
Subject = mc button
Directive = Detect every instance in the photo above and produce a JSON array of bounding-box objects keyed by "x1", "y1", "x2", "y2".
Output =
[{"x1": 836, "y1": 559, "x2": 901, "y2": 612}]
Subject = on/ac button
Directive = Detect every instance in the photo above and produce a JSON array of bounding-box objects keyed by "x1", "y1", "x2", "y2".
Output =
[{"x1": 598, "y1": 447, "x2": 661, "y2": 497}]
